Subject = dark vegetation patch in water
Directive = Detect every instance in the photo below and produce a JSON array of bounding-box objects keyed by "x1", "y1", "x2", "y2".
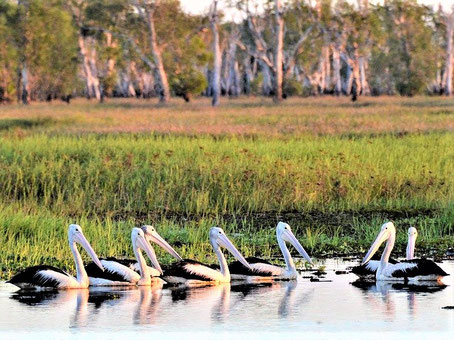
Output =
[{"x1": 120, "y1": 208, "x2": 438, "y2": 234}]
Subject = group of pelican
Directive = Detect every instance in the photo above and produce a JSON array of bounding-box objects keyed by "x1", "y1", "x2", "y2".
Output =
[
  {"x1": 8, "y1": 222, "x2": 312, "y2": 289},
  {"x1": 352, "y1": 222, "x2": 448, "y2": 282},
  {"x1": 7, "y1": 221, "x2": 448, "y2": 290}
]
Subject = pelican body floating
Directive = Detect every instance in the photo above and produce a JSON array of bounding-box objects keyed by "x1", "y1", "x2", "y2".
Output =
[
  {"x1": 163, "y1": 227, "x2": 251, "y2": 286},
  {"x1": 229, "y1": 222, "x2": 313, "y2": 281},
  {"x1": 8, "y1": 224, "x2": 104, "y2": 290},
  {"x1": 86, "y1": 226, "x2": 181, "y2": 286},
  {"x1": 352, "y1": 226, "x2": 418, "y2": 280},
  {"x1": 361, "y1": 222, "x2": 448, "y2": 282}
]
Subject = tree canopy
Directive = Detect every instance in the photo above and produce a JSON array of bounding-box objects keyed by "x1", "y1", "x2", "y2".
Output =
[{"x1": 0, "y1": 0, "x2": 453, "y2": 104}]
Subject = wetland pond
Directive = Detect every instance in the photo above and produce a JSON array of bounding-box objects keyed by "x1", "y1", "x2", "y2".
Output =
[{"x1": 1, "y1": 258, "x2": 453, "y2": 339}]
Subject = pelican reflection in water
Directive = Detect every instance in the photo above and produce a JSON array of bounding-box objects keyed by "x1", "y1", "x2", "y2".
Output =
[
  {"x1": 134, "y1": 283, "x2": 164, "y2": 325},
  {"x1": 352, "y1": 279, "x2": 447, "y2": 320}
]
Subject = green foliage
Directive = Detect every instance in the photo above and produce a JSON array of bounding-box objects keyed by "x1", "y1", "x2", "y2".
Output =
[
  {"x1": 369, "y1": 0, "x2": 438, "y2": 96},
  {"x1": 283, "y1": 77, "x2": 303, "y2": 96},
  {"x1": 14, "y1": 0, "x2": 79, "y2": 99},
  {"x1": 170, "y1": 67, "x2": 207, "y2": 101},
  {"x1": 0, "y1": 0, "x2": 18, "y2": 101},
  {"x1": 250, "y1": 73, "x2": 264, "y2": 95},
  {"x1": 156, "y1": 3, "x2": 210, "y2": 101}
]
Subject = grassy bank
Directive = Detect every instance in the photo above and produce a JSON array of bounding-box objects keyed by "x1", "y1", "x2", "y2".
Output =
[{"x1": 1, "y1": 97, "x2": 453, "y2": 279}]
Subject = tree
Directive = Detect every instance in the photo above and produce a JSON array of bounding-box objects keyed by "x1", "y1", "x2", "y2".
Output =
[
  {"x1": 133, "y1": 0, "x2": 170, "y2": 102},
  {"x1": 273, "y1": 0, "x2": 284, "y2": 101},
  {"x1": 442, "y1": 6, "x2": 454, "y2": 95},
  {"x1": 371, "y1": 0, "x2": 437, "y2": 96},
  {"x1": 12, "y1": 0, "x2": 79, "y2": 103},
  {"x1": 0, "y1": 0, "x2": 18, "y2": 103},
  {"x1": 210, "y1": 0, "x2": 221, "y2": 106}
]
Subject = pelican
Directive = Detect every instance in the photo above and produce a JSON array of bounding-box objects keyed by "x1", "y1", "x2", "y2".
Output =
[
  {"x1": 86, "y1": 226, "x2": 180, "y2": 286},
  {"x1": 352, "y1": 226, "x2": 418, "y2": 279},
  {"x1": 163, "y1": 227, "x2": 252, "y2": 286},
  {"x1": 122, "y1": 225, "x2": 182, "y2": 275},
  {"x1": 361, "y1": 222, "x2": 448, "y2": 281},
  {"x1": 8, "y1": 224, "x2": 104, "y2": 290},
  {"x1": 229, "y1": 222, "x2": 313, "y2": 280}
]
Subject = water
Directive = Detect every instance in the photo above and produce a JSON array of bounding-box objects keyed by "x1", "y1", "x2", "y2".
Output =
[{"x1": 1, "y1": 259, "x2": 453, "y2": 339}]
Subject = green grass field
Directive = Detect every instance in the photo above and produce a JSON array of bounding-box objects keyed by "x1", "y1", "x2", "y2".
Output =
[{"x1": 1, "y1": 96, "x2": 454, "y2": 279}]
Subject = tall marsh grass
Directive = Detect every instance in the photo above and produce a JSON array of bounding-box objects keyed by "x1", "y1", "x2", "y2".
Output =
[
  {"x1": 0, "y1": 133, "x2": 453, "y2": 217},
  {"x1": 1, "y1": 97, "x2": 453, "y2": 279}
]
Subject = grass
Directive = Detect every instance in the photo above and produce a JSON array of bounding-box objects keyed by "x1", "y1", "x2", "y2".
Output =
[{"x1": 0, "y1": 96, "x2": 453, "y2": 279}]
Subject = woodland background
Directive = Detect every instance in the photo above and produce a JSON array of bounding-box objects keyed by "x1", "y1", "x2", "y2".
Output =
[{"x1": 2, "y1": 0, "x2": 454, "y2": 106}]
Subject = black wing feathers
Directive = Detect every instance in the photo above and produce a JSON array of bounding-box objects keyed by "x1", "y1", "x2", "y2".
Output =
[
  {"x1": 391, "y1": 259, "x2": 449, "y2": 278},
  {"x1": 8, "y1": 265, "x2": 70, "y2": 288}
]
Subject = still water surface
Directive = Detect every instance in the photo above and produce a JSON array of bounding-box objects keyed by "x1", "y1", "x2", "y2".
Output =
[{"x1": 0, "y1": 259, "x2": 452, "y2": 339}]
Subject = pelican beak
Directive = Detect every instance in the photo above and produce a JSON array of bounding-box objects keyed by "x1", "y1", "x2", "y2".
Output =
[
  {"x1": 217, "y1": 234, "x2": 252, "y2": 270},
  {"x1": 137, "y1": 235, "x2": 163, "y2": 275},
  {"x1": 75, "y1": 232, "x2": 104, "y2": 271},
  {"x1": 145, "y1": 230, "x2": 182, "y2": 261},
  {"x1": 361, "y1": 229, "x2": 389, "y2": 265},
  {"x1": 406, "y1": 232, "x2": 417, "y2": 260},
  {"x1": 283, "y1": 229, "x2": 313, "y2": 265}
]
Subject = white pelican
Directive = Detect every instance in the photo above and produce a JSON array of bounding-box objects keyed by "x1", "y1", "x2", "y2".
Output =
[
  {"x1": 361, "y1": 222, "x2": 448, "y2": 281},
  {"x1": 229, "y1": 222, "x2": 313, "y2": 280},
  {"x1": 86, "y1": 226, "x2": 179, "y2": 286},
  {"x1": 8, "y1": 224, "x2": 104, "y2": 289},
  {"x1": 122, "y1": 225, "x2": 182, "y2": 275},
  {"x1": 162, "y1": 227, "x2": 252, "y2": 286},
  {"x1": 352, "y1": 226, "x2": 418, "y2": 279}
]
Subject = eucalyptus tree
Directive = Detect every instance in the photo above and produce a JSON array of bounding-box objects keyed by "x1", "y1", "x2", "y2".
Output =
[
  {"x1": 67, "y1": 0, "x2": 102, "y2": 100},
  {"x1": 442, "y1": 6, "x2": 454, "y2": 95},
  {"x1": 370, "y1": 0, "x2": 438, "y2": 96},
  {"x1": 12, "y1": 0, "x2": 78, "y2": 103},
  {"x1": 210, "y1": 0, "x2": 221, "y2": 106}
]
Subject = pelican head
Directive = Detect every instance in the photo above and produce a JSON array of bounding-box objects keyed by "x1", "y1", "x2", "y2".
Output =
[
  {"x1": 361, "y1": 222, "x2": 396, "y2": 265},
  {"x1": 209, "y1": 227, "x2": 252, "y2": 270},
  {"x1": 276, "y1": 222, "x2": 313, "y2": 265},
  {"x1": 68, "y1": 224, "x2": 104, "y2": 271},
  {"x1": 132, "y1": 228, "x2": 163, "y2": 275},
  {"x1": 406, "y1": 226, "x2": 418, "y2": 260},
  {"x1": 140, "y1": 225, "x2": 183, "y2": 261}
]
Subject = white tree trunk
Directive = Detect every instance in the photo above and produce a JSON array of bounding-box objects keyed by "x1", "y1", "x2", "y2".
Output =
[
  {"x1": 141, "y1": 1, "x2": 170, "y2": 102},
  {"x1": 344, "y1": 62, "x2": 353, "y2": 94},
  {"x1": 19, "y1": 66, "x2": 30, "y2": 104},
  {"x1": 78, "y1": 35, "x2": 101, "y2": 101},
  {"x1": 359, "y1": 56, "x2": 370, "y2": 95},
  {"x1": 210, "y1": 0, "x2": 221, "y2": 106},
  {"x1": 332, "y1": 45, "x2": 342, "y2": 95},
  {"x1": 444, "y1": 9, "x2": 454, "y2": 95},
  {"x1": 226, "y1": 40, "x2": 240, "y2": 96},
  {"x1": 104, "y1": 32, "x2": 117, "y2": 96},
  {"x1": 323, "y1": 46, "x2": 331, "y2": 93},
  {"x1": 274, "y1": 0, "x2": 284, "y2": 101}
]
